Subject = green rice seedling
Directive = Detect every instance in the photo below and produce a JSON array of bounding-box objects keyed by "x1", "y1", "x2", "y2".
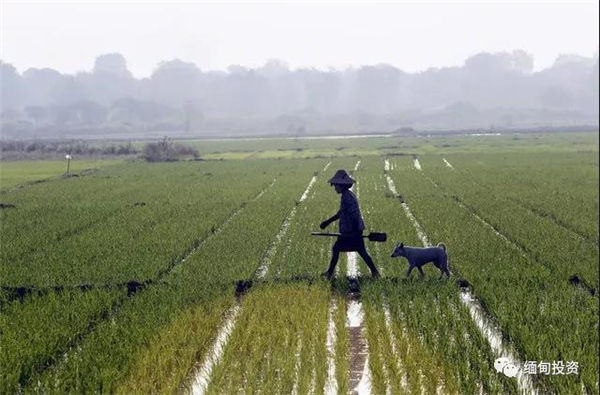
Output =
[
  {"x1": 389, "y1": 158, "x2": 598, "y2": 393},
  {"x1": 0, "y1": 133, "x2": 597, "y2": 393},
  {"x1": 116, "y1": 295, "x2": 232, "y2": 394},
  {"x1": 1, "y1": 159, "x2": 284, "y2": 389},
  {"x1": 0, "y1": 287, "x2": 125, "y2": 393},
  {"x1": 28, "y1": 159, "x2": 326, "y2": 392},
  {"x1": 356, "y1": 156, "x2": 519, "y2": 393},
  {"x1": 1, "y1": 160, "x2": 279, "y2": 286},
  {"x1": 419, "y1": 154, "x2": 598, "y2": 287},
  {"x1": 207, "y1": 283, "x2": 330, "y2": 394},
  {"x1": 434, "y1": 151, "x2": 598, "y2": 241},
  {"x1": 333, "y1": 293, "x2": 349, "y2": 395}
]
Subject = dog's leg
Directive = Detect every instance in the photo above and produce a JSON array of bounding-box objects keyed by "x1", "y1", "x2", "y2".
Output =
[
  {"x1": 437, "y1": 260, "x2": 445, "y2": 279},
  {"x1": 406, "y1": 265, "x2": 414, "y2": 278},
  {"x1": 417, "y1": 266, "x2": 425, "y2": 278},
  {"x1": 441, "y1": 256, "x2": 450, "y2": 278}
]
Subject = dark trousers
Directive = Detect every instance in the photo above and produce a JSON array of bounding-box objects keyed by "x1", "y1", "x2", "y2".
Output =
[{"x1": 326, "y1": 235, "x2": 379, "y2": 276}]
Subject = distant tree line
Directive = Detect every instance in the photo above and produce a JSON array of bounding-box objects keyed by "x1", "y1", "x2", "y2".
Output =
[
  {"x1": 0, "y1": 137, "x2": 199, "y2": 162},
  {"x1": 1, "y1": 51, "x2": 598, "y2": 137},
  {"x1": 0, "y1": 140, "x2": 138, "y2": 156}
]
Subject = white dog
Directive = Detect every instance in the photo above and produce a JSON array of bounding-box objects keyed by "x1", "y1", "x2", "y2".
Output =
[{"x1": 390, "y1": 242, "x2": 451, "y2": 278}]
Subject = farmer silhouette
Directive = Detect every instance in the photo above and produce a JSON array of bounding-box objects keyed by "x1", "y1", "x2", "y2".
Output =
[{"x1": 320, "y1": 169, "x2": 380, "y2": 279}]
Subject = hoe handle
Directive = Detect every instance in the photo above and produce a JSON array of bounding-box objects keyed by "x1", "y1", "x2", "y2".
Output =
[{"x1": 310, "y1": 232, "x2": 387, "y2": 242}]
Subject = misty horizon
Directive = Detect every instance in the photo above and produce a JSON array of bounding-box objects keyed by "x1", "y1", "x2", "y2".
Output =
[
  {"x1": 2, "y1": 46, "x2": 598, "y2": 139},
  {"x1": 1, "y1": 1, "x2": 598, "y2": 139},
  {"x1": 3, "y1": 48, "x2": 599, "y2": 78},
  {"x1": 0, "y1": 45, "x2": 599, "y2": 138}
]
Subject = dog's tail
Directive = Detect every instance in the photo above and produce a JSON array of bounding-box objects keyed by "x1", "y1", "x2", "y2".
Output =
[{"x1": 437, "y1": 242, "x2": 447, "y2": 252}]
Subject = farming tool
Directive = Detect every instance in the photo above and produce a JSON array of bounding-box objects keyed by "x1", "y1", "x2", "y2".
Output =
[{"x1": 311, "y1": 231, "x2": 387, "y2": 242}]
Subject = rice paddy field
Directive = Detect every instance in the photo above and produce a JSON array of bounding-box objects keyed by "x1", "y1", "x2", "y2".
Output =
[{"x1": 0, "y1": 131, "x2": 598, "y2": 394}]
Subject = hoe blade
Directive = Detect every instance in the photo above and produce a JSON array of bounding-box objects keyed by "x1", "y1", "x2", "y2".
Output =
[{"x1": 368, "y1": 232, "x2": 387, "y2": 242}]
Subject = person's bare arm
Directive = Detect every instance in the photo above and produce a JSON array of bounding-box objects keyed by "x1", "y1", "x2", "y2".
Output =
[{"x1": 320, "y1": 211, "x2": 340, "y2": 229}]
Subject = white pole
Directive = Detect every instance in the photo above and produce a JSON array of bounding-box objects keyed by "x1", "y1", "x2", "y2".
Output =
[{"x1": 65, "y1": 154, "x2": 71, "y2": 174}]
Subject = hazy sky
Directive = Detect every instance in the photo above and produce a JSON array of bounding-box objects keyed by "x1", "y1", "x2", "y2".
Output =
[{"x1": 1, "y1": 1, "x2": 598, "y2": 78}]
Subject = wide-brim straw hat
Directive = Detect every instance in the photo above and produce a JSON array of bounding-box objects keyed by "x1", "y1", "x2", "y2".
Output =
[{"x1": 328, "y1": 169, "x2": 355, "y2": 185}]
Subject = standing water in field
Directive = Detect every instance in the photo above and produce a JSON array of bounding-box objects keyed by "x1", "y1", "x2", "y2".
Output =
[
  {"x1": 382, "y1": 302, "x2": 409, "y2": 392},
  {"x1": 300, "y1": 176, "x2": 317, "y2": 202},
  {"x1": 413, "y1": 158, "x2": 422, "y2": 171},
  {"x1": 191, "y1": 304, "x2": 240, "y2": 395},
  {"x1": 459, "y1": 291, "x2": 536, "y2": 394},
  {"x1": 346, "y1": 270, "x2": 371, "y2": 393},
  {"x1": 324, "y1": 298, "x2": 338, "y2": 395}
]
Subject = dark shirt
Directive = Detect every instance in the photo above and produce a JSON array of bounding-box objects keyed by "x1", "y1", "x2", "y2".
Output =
[{"x1": 339, "y1": 189, "x2": 364, "y2": 235}]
